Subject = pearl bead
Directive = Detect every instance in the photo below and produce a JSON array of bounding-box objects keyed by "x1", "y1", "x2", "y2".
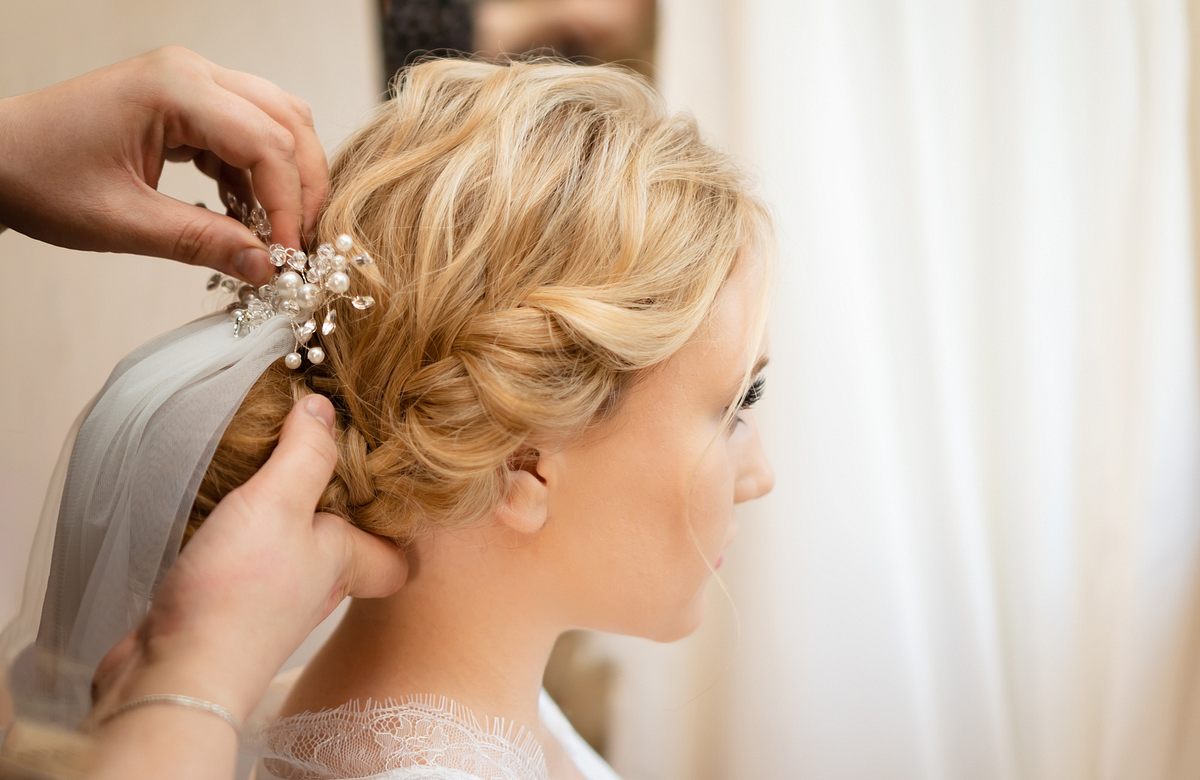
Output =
[
  {"x1": 299, "y1": 283, "x2": 320, "y2": 306},
  {"x1": 335, "y1": 234, "x2": 354, "y2": 253},
  {"x1": 278, "y1": 270, "x2": 302, "y2": 289},
  {"x1": 307, "y1": 346, "x2": 326, "y2": 365},
  {"x1": 326, "y1": 271, "x2": 350, "y2": 294},
  {"x1": 284, "y1": 352, "x2": 302, "y2": 369}
]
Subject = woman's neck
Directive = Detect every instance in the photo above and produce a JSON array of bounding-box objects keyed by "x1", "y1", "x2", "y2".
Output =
[{"x1": 279, "y1": 524, "x2": 563, "y2": 736}]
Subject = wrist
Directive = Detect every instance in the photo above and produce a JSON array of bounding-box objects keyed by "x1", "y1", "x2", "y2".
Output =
[{"x1": 91, "y1": 629, "x2": 270, "y2": 727}]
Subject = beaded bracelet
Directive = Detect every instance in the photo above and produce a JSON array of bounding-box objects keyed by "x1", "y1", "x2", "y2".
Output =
[{"x1": 98, "y1": 693, "x2": 241, "y2": 733}]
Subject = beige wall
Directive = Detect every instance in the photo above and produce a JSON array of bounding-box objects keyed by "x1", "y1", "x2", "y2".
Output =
[{"x1": 0, "y1": 0, "x2": 381, "y2": 628}]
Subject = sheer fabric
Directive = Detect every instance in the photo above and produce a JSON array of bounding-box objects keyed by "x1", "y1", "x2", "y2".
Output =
[
  {"x1": 251, "y1": 688, "x2": 620, "y2": 780},
  {"x1": 0, "y1": 311, "x2": 293, "y2": 740}
]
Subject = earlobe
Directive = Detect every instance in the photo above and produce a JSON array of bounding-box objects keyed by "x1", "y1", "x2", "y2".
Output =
[{"x1": 494, "y1": 468, "x2": 549, "y2": 534}]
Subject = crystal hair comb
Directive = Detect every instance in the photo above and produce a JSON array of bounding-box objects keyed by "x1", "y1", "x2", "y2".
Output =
[{"x1": 205, "y1": 196, "x2": 376, "y2": 369}]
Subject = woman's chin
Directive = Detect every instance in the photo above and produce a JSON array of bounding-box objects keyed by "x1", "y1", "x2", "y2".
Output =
[{"x1": 626, "y1": 590, "x2": 709, "y2": 643}]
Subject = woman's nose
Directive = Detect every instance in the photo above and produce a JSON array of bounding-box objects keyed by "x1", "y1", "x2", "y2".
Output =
[{"x1": 734, "y1": 417, "x2": 774, "y2": 503}]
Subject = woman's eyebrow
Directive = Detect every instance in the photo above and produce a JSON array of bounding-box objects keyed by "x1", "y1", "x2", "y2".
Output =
[{"x1": 725, "y1": 353, "x2": 770, "y2": 397}]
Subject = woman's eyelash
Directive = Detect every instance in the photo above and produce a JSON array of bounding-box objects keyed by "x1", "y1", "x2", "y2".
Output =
[{"x1": 738, "y1": 376, "x2": 766, "y2": 410}]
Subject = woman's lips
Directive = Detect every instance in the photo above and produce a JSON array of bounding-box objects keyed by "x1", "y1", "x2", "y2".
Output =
[{"x1": 715, "y1": 524, "x2": 739, "y2": 569}]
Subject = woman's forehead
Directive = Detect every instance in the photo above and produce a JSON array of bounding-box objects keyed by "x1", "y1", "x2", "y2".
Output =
[{"x1": 655, "y1": 259, "x2": 769, "y2": 392}]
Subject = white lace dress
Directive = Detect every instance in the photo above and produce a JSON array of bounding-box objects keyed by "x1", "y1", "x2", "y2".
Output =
[{"x1": 249, "y1": 688, "x2": 620, "y2": 780}]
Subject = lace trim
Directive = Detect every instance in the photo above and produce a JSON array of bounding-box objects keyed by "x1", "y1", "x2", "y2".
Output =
[{"x1": 255, "y1": 694, "x2": 548, "y2": 780}]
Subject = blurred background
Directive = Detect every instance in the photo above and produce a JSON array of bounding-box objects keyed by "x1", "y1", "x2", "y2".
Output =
[{"x1": 4, "y1": 0, "x2": 1200, "y2": 777}]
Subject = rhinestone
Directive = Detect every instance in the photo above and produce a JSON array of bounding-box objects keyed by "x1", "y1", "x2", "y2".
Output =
[
  {"x1": 288, "y1": 252, "x2": 307, "y2": 270},
  {"x1": 206, "y1": 273, "x2": 222, "y2": 291},
  {"x1": 352, "y1": 253, "x2": 373, "y2": 266},
  {"x1": 351, "y1": 295, "x2": 375, "y2": 310},
  {"x1": 220, "y1": 278, "x2": 237, "y2": 292},
  {"x1": 316, "y1": 244, "x2": 334, "y2": 260},
  {"x1": 298, "y1": 319, "x2": 317, "y2": 340},
  {"x1": 321, "y1": 309, "x2": 338, "y2": 335}
]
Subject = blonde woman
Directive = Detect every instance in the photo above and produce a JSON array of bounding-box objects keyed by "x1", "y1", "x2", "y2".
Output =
[{"x1": 5, "y1": 57, "x2": 773, "y2": 779}]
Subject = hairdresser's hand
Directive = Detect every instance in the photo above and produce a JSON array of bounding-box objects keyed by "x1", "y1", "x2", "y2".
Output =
[
  {"x1": 0, "y1": 46, "x2": 329, "y2": 285},
  {"x1": 90, "y1": 395, "x2": 408, "y2": 725}
]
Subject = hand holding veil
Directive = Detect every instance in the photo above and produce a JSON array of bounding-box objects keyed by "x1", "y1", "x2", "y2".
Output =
[
  {"x1": 1, "y1": 338, "x2": 408, "y2": 772},
  {"x1": 87, "y1": 395, "x2": 409, "y2": 780},
  {"x1": 0, "y1": 313, "x2": 407, "y2": 779},
  {"x1": 90, "y1": 394, "x2": 410, "y2": 728}
]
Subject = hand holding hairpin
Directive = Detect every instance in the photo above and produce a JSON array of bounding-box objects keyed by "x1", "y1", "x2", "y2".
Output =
[{"x1": 205, "y1": 195, "x2": 376, "y2": 369}]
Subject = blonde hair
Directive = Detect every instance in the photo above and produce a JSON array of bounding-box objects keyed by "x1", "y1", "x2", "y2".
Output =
[{"x1": 188, "y1": 58, "x2": 770, "y2": 545}]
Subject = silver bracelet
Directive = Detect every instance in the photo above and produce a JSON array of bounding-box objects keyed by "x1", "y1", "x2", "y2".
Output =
[{"x1": 98, "y1": 693, "x2": 241, "y2": 732}]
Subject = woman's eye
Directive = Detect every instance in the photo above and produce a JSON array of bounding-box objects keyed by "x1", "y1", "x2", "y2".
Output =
[
  {"x1": 727, "y1": 375, "x2": 766, "y2": 428},
  {"x1": 739, "y1": 376, "x2": 766, "y2": 410}
]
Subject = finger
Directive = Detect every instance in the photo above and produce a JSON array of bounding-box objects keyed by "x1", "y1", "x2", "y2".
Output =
[
  {"x1": 116, "y1": 182, "x2": 274, "y2": 284},
  {"x1": 323, "y1": 517, "x2": 409, "y2": 599},
  {"x1": 191, "y1": 151, "x2": 256, "y2": 215},
  {"x1": 242, "y1": 395, "x2": 339, "y2": 519},
  {"x1": 161, "y1": 84, "x2": 304, "y2": 249},
  {"x1": 213, "y1": 69, "x2": 330, "y2": 242},
  {"x1": 164, "y1": 145, "x2": 202, "y2": 163},
  {"x1": 91, "y1": 629, "x2": 139, "y2": 705}
]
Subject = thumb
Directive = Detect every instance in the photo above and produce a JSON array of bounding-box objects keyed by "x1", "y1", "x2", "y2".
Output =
[
  {"x1": 240, "y1": 395, "x2": 338, "y2": 520},
  {"x1": 120, "y1": 185, "x2": 274, "y2": 284},
  {"x1": 332, "y1": 518, "x2": 410, "y2": 599}
]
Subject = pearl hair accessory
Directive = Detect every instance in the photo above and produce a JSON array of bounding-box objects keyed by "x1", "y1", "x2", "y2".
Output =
[{"x1": 206, "y1": 196, "x2": 376, "y2": 369}]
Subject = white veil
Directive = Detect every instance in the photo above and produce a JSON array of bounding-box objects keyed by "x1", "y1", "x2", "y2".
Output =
[{"x1": 0, "y1": 308, "x2": 294, "y2": 767}]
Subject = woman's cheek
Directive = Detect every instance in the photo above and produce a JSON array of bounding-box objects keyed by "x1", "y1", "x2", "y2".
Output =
[{"x1": 675, "y1": 449, "x2": 735, "y2": 574}]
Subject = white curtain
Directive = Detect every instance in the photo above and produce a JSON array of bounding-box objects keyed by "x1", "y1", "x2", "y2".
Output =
[{"x1": 597, "y1": 1, "x2": 1200, "y2": 778}]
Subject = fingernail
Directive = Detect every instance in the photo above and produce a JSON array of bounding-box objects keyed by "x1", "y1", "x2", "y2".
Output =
[
  {"x1": 304, "y1": 394, "x2": 336, "y2": 431},
  {"x1": 234, "y1": 247, "x2": 270, "y2": 284}
]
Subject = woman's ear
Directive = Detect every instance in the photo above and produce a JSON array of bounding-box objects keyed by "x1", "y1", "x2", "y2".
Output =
[{"x1": 494, "y1": 449, "x2": 549, "y2": 534}]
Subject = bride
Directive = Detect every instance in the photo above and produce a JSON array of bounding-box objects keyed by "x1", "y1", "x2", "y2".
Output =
[{"x1": 8, "y1": 57, "x2": 773, "y2": 779}]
